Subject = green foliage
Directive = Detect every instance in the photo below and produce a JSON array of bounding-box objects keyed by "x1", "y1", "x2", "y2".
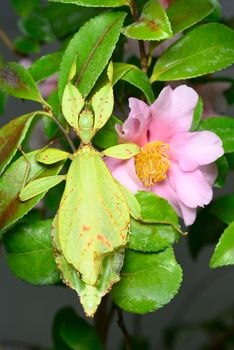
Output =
[
  {"x1": 210, "y1": 222, "x2": 234, "y2": 268},
  {"x1": 0, "y1": 62, "x2": 43, "y2": 103},
  {"x1": 58, "y1": 11, "x2": 126, "y2": 100},
  {"x1": 122, "y1": 0, "x2": 172, "y2": 41},
  {"x1": 29, "y1": 52, "x2": 63, "y2": 83},
  {"x1": 128, "y1": 191, "x2": 180, "y2": 252},
  {"x1": 199, "y1": 117, "x2": 234, "y2": 153},
  {"x1": 111, "y1": 248, "x2": 182, "y2": 313},
  {"x1": 129, "y1": 218, "x2": 179, "y2": 253},
  {"x1": 215, "y1": 155, "x2": 229, "y2": 188},
  {"x1": 49, "y1": 0, "x2": 129, "y2": 7},
  {"x1": 113, "y1": 62, "x2": 154, "y2": 104},
  {"x1": 190, "y1": 96, "x2": 203, "y2": 131},
  {"x1": 44, "y1": 89, "x2": 67, "y2": 139},
  {"x1": 0, "y1": 112, "x2": 38, "y2": 174},
  {"x1": 3, "y1": 219, "x2": 60, "y2": 285},
  {"x1": 209, "y1": 195, "x2": 234, "y2": 225},
  {"x1": 19, "y1": 14, "x2": 55, "y2": 43},
  {"x1": 0, "y1": 151, "x2": 64, "y2": 236},
  {"x1": 14, "y1": 37, "x2": 40, "y2": 54},
  {"x1": 151, "y1": 24, "x2": 234, "y2": 82},
  {"x1": 92, "y1": 115, "x2": 122, "y2": 149},
  {"x1": 167, "y1": 0, "x2": 214, "y2": 34},
  {"x1": 10, "y1": 0, "x2": 40, "y2": 16},
  {"x1": 53, "y1": 307, "x2": 104, "y2": 350},
  {"x1": 136, "y1": 192, "x2": 180, "y2": 229}
]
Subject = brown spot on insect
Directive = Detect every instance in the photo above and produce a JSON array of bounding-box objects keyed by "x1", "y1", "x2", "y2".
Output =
[
  {"x1": 97, "y1": 234, "x2": 112, "y2": 249},
  {"x1": 82, "y1": 225, "x2": 90, "y2": 232}
]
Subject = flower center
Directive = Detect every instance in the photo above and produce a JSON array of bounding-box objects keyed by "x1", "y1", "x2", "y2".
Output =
[{"x1": 134, "y1": 141, "x2": 170, "y2": 187}]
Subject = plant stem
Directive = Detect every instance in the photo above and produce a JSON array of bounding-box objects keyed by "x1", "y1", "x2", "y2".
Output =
[
  {"x1": 117, "y1": 308, "x2": 132, "y2": 350},
  {"x1": 94, "y1": 298, "x2": 116, "y2": 346},
  {"x1": 0, "y1": 27, "x2": 14, "y2": 52},
  {"x1": 43, "y1": 109, "x2": 76, "y2": 152},
  {"x1": 129, "y1": 0, "x2": 148, "y2": 73}
]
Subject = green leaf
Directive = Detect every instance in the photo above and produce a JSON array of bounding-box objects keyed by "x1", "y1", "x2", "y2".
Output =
[
  {"x1": 210, "y1": 222, "x2": 234, "y2": 268},
  {"x1": 43, "y1": 3, "x2": 97, "y2": 39},
  {"x1": 44, "y1": 89, "x2": 67, "y2": 139},
  {"x1": 49, "y1": 0, "x2": 129, "y2": 7},
  {"x1": 29, "y1": 52, "x2": 63, "y2": 83},
  {"x1": 3, "y1": 219, "x2": 60, "y2": 285},
  {"x1": 190, "y1": 96, "x2": 203, "y2": 131},
  {"x1": 19, "y1": 14, "x2": 55, "y2": 43},
  {"x1": 113, "y1": 63, "x2": 154, "y2": 104},
  {"x1": 121, "y1": 68, "x2": 154, "y2": 104},
  {"x1": 215, "y1": 155, "x2": 229, "y2": 188},
  {"x1": 103, "y1": 143, "x2": 140, "y2": 159},
  {"x1": 209, "y1": 195, "x2": 234, "y2": 225},
  {"x1": 199, "y1": 117, "x2": 234, "y2": 153},
  {"x1": 151, "y1": 24, "x2": 234, "y2": 82},
  {"x1": 167, "y1": 0, "x2": 214, "y2": 34},
  {"x1": 20, "y1": 175, "x2": 66, "y2": 201},
  {"x1": 113, "y1": 62, "x2": 133, "y2": 84},
  {"x1": 14, "y1": 37, "x2": 40, "y2": 54},
  {"x1": 136, "y1": 192, "x2": 180, "y2": 228},
  {"x1": 92, "y1": 115, "x2": 121, "y2": 149},
  {"x1": 0, "y1": 151, "x2": 64, "y2": 236},
  {"x1": 53, "y1": 307, "x2": 104, "y2": 350},
  {"x1": 0, "y1": 90, "x2": 7, "y2": 115},
  {"x1": 188, "y1": 207, "x2": 226, "y2": 259},
  {"x1": 58, "y1": 11, "x2": 126, "y2": 100},
  {"x1": 129, "y1": 218, "x2": 179, "y2": 253},
  {"x1": 122, "y1": 0, "x2": 172, "y2": 41},
  {"x1": 111, "y1": 248, "x2": 182, "y2": 313},
  {"x1": 0, "y1": 112, "x2": 38, "y2": 174},
  {"x1": 10, "y1": 0, "x2": 40, "y2": 16},
  {"x1": 0, "y1": 62, "x2": 43, "y2": 103},
  {"x1": 226, "y1": 153, "x2": 234, "y2": 170}
]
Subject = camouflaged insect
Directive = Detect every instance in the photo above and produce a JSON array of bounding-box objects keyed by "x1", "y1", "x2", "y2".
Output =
[{"x1": 20, "y1": 63, "x2": 141, "y2": 316}]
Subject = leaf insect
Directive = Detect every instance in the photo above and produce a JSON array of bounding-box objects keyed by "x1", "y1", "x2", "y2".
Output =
[{"x1": 20, "y1": 63, "x2": 142, "y2": 317}]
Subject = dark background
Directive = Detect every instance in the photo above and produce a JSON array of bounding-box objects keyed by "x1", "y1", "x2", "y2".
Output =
[{"x1": 0, "y1": 1, "x2": 234, "y2": 349}]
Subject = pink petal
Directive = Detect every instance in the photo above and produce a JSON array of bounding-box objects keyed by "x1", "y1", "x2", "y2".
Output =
[
  {"x1": 178, "y1": 202, "x2": 197, "y2": 226},
  {"x1": 199, "y1": 163, "x2": 218, "y2": 186},
  {"x1": 149, "y1": 85, "x2": 198, "y2": 142},
  {"x1": 152, "y1": 178, "x2": 181, "y2": 214},
  {"x1": 116, "y1": 98, "x2": 150, "y2": 146},
  {"x1": 104, "y1": 157, "x2": 145, "y2": 193},
  {"x1": 170, "y1": 131, "x2": 224, "y2": 171},
  {"x1": 169, "y1": 163, "x2": 213, "y2": 208}
]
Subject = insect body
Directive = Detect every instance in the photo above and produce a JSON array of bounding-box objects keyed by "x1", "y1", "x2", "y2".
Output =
[{"x1": 20, "y1": 67, "x2": 141, "y2": 316}]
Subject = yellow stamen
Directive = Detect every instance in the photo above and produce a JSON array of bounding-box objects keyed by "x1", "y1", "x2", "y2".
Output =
[{"x1": 134, "y1": 141, "x2": 170, "y2": 187}]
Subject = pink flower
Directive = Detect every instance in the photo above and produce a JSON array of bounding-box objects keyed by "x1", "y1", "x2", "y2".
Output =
[
  {"x1": 38, "y1": 73, "x2": 58, "y2": 98},
  {"x1": 105, "y1": 85, "x2": 224, "y2": 226},
  {"x1": 20, "y1": 59, "x2": 58, "y2": 98},
  {"x1": 159, "y1": 0, "x2": 170, "y2": 10}
]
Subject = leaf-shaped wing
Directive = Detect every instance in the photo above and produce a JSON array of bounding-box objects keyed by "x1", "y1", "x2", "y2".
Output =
[
  {"x1": 52, "y1": 214, "x2": 124, "y2": 317},
  {"x1": 58, "y1": 146, "x2": 129, "y2": 286}
]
